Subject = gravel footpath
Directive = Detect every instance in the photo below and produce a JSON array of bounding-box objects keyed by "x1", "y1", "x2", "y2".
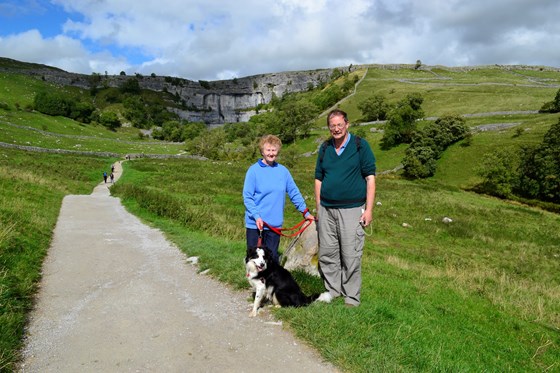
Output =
[{"x1": 19, "y1": 161, "x2": 337, "y2": 373}]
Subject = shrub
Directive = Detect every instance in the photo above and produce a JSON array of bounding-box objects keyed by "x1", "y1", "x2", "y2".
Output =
[
  {"x1": 187, "y1": 127, "x2": 226, "y2": 160},
  {"x1": 182, "y1": 122, "x2": 207, "y2": 141},
  {"x1": 69, "y1": 101, "x2": 96, "y2": 123},
  {"x1": 119, "y1": 78, "x2": 141, "y2": 95},
  {"x1": 515, "y1": 120, "x2": 560, "y2": 202},
  {"x1": 152, "y1": 120, "x2": 189, "y2": 142},
  {"x1": 539, "y1": 88, "x2": 560, "y2": 113},
  {"x1": 403, "y1": 114, "x2": 469, "y2": 178},
  {"x1": 33, "y1": 91, "x2": 73, "y2": 117},
  {"x1": 358, "y1": 94, "x2": 390, "y2": 121},
  {"x1": 311, "y1": 85, "x2": 344, "y2": 110},
  {"x1": 199, "y1": 80, "x2": 211, "y2": 89},
  {"x1": 99, "y1": 111, "x2": 121, "y2": 130},
  {"x1": 403, "y1": 145, "x2": 438, "y2": 178},
  {"x1": 280, "y1": 147, "x2": 298, "y2": 168},
  {"x1": 476, "y1": 147, "x2": 519, "y2": 198},
  {"x1": 381, "y1": 93, "x2": 424, "y2": 149}
]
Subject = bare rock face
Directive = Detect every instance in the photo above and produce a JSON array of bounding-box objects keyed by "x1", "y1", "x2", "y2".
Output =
[
  {"x1": 2, "y1": 57, "x2": 336, "y2": 125},
  {"x1": 283, "y1": 221, "x2": 320, "y2": 276}
]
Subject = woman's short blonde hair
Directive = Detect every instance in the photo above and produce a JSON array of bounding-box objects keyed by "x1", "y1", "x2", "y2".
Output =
[{"x1": 258, "y1": 134, "x2": 282, "y2": 153}]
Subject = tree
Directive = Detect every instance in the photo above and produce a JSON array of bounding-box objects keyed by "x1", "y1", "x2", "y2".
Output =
[
  {"x1": 403, "y1": 146, "x2": 438, "y2": 178},
  {"x1": 280, "y1": 147, "x2": 298, "y2": 168},
  {"x1": 423, "y1": 114, "x2": 469, "y2": 153},
  {"x1": 119, "y1": 78, "x2": 141, "y2": 95},
  {"x1": 123, "y1": 96, "x2": 148, "y2": 128},
  {"x1": 88, "y1": 73, "x2": 102, "y2": 96},
  {"x1": 34, "y1": 91, "x2": 73, "y2": 117},
  {"x1": 188, "y1": 128, "x2": 226, "y2": 160},
  {"x1": 402, "y1": 114, "x2": 469, "y2": 179},
  {"x1": 539, "y1": 88, "x2": 560, "y2": 113},
  {"x1": 330, "y1": 68, "x2": 343, "y2": 80},
  {"x1": 476, "y1": 147, "x2": 519, "y2": 198},
  {"x1": 516, "y1": 120, "x2": 560, "y2": 202},
  {"x1": 182, "y1": 122, "x2": 207, "y2": 141},
  {"x1": 311, "y1": 85, "x2": 344, "y2": 110},
  {"x1": 70, "y1": 101, "x2": 96, "y2": 123},
  {"x1": 341, "y1": 76, "x2": 356, "y2": 94},
  {"x1": 380, "y1": 93, "x2": 424, "y2": 149},
  {"x1": 99, "y1": 111, "x2": 121, "y2": 131},
  {"x1": 358, "y1": 94, "x2": 390, "y2": 121},
  {"x1": 152, "y1": 121, "x2": 184, "y2": 142},
  {"x1": 279, "y1": 99, "x2": 318, "y2": 142},
  {"x1": 224, "y1": 122, "x2": 257, "y2": 144}
]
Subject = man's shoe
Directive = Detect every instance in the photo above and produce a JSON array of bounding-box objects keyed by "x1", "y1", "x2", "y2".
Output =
[{"x1": 317, "y1": 292, "x2": 333, "y2": 303}]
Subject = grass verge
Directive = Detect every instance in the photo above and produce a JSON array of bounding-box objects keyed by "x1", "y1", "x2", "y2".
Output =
[
  {"x1": 0, "y1": 148, "x2": 113, "y2": 371},
  {"x1": 110, "y1": 157, "x2": 559, "y2": 372}
]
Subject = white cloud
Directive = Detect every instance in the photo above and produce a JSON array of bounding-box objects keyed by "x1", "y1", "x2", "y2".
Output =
[
  {"x1": 0, "y1": 29, "x2": 130, "y2": 74},
  {"x1": 1, "y1": 0, "x2": 559, "y2": 80}
]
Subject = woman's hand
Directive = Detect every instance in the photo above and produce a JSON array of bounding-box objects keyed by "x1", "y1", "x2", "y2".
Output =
[{"x1": 256, "y1": 217, "x2": 264, "y2": 231}]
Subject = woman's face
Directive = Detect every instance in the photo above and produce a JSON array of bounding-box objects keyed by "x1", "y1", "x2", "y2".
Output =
[{"x1": 261, "y1": 143, "x2": 279, "y2": 165}]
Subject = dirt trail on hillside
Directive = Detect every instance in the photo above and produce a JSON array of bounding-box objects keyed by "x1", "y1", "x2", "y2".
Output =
[{"x1": 19, "y1": 161, "x2": 337, "y2": 373}]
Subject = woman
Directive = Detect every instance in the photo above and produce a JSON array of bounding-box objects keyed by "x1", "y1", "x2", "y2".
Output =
[{"x1": 243, "y1": 135, "x2": 314, "y2": 264}]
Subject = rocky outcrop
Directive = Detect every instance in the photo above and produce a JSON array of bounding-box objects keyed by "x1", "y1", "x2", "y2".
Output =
[
  {"x1": 0, "y1": 57, "x2": 338, "y2": 124},
  {"x1": 7, "y1": 56, "x2": 556, "y2": 125}
]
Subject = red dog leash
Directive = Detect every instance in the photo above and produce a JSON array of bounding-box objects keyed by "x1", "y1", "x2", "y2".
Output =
[{"x1": 261, "y1": 208, "x2": 313, "y2": 237}]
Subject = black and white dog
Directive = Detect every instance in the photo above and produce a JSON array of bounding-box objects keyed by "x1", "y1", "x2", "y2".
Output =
[{"x1": 245, "y1": 246, "x2": 319, "y2": 317}]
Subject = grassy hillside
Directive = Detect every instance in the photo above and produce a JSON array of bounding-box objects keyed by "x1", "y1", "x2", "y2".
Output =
[
  {"x1": 325, "y1": 66, "x2": 560, "y2": 190},
  {"x1": 0, "y1": 62, "x2": 559, "y2": 372},
  {"x1": 111, "y1": 158, "x2": 559, "y2": 371}
]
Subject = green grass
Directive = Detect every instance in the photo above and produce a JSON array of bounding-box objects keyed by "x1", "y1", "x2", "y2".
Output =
[
  {"x1": 1, "y1": 63, "x2": 560, "y2": 372},
  {"x1": 111, "y1": 158, "x2": 560, "y2": 372},
  {"x1": 0, "y1": 72, "x2": 185, "y2": 156},
  {"x1": 0, "y1": 111, "x2": 186, "y2": 155},
  {"x1": 0, "y1": 148, "x2": 112, "y2": 371},
  {"x1": 341, "y1": 67, "x2": 558, "y2": 121}
]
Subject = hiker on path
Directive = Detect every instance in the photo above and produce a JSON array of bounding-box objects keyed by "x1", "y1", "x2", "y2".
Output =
[
  {"x1": 110, "y1": 172, "x2": 115, "y2": 183},
  {"x1": 314, "y1": 109, "x2": 376, "y2": 307},
  {"x1": 243, "y1": 134, "x2": 314, "y2": 264},
  {"x1": 103, "y1": 171, "x2": 108, "y2": 183}
]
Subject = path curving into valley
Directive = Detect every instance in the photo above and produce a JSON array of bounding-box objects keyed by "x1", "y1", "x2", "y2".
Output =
[{"x1": 19, "y1": 161, "x2": 337, "y2": 372}]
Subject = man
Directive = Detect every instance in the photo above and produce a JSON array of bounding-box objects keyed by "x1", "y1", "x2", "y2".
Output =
[{"x1": 315, "y1": 109, "x2": 376, "y2": 307}]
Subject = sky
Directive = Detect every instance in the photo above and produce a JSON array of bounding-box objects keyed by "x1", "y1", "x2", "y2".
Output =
[{"x1": 1, "y1": 0, "x2": 559, "y2": 81}]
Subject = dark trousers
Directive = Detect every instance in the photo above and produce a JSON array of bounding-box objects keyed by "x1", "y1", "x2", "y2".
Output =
[{"x1": 246, "y1": 228, "x2": 281, "y2": 264}]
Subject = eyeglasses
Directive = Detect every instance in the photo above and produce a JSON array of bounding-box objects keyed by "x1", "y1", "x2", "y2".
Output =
[{"x1": 328, "y1": 123, "x2": 347, "y2": 130}]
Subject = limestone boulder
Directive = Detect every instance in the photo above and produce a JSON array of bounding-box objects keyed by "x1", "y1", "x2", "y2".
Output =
[{"x1": 283, "y1": 221, "x2": 320, "y2": 276}]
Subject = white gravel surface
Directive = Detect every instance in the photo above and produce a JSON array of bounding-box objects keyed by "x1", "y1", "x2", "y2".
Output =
[{"x1": 19, "y1": 161, "x2": 337, "y2": 373}]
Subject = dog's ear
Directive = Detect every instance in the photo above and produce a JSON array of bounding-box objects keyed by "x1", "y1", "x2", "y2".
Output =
[{"x1": 262, "y1": 246, "x2": 274, "y2": 262}]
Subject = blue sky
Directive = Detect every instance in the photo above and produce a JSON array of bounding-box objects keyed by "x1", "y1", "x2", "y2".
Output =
[{"x1": 1, "y1": 0, "x2": 559, "y2": 81}]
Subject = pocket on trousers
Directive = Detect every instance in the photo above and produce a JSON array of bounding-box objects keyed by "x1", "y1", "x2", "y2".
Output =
[{"x1": 354, "y1": 226, "x2": 365, "y2": 253}]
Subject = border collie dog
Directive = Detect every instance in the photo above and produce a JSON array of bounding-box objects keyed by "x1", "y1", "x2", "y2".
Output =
[{"x1": 245, "y1": 246, "x2": 319, "y2": 317}]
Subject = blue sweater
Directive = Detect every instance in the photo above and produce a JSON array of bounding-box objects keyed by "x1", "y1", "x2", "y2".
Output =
[{"x1": 243, "y1": 159, "x2": 309, "y2": 229}]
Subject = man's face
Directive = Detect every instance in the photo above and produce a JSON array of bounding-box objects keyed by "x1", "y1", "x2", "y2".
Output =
[{"x1": 328, "y1": 114, "x2": 349, "y2": 140}]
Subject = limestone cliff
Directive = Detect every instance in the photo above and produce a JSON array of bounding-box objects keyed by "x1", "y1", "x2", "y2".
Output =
[{"x1": 0, "y1": 57, "x2": 337, "y2": 124}]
